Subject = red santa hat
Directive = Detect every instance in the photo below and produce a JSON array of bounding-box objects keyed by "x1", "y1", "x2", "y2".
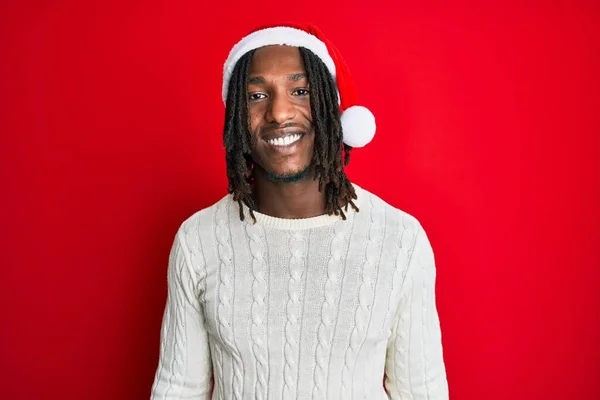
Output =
[{"x1": 222, "y1": 23, "x2": 376, "y2": 148}]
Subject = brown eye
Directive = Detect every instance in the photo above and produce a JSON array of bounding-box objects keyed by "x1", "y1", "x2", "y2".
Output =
[
  {"x1": 292, "y1": 89, "x2": 310, "y2": 96},
  {"x1": 248, "y1": 93, "x2": 266, "y2": 101}
]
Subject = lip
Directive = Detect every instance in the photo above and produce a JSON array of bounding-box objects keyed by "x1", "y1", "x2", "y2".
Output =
[
  {"x1": 261, "y1": 129, "x2": 306, "y2": 142},
  {"x1": 262, "y1": 131, "x2": 304, "y2": 153}
]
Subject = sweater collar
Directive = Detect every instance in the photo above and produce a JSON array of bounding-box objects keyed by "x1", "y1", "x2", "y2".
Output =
[{"x1": 237, "y1": 183, "x2": 363, "y2": 231}]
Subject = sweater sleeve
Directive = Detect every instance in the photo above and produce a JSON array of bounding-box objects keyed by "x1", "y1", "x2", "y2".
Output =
[
  {"x1": 150, "y1": 231, "x2": 213, "y2": 399},
  {"x1": 384, "y1": 224, "x2": 449, "y2": 399}
]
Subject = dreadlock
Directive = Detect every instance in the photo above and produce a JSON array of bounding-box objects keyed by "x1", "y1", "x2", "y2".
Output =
[{"x1": 223, "y1": 46, "x2": 359, "y2": 222}]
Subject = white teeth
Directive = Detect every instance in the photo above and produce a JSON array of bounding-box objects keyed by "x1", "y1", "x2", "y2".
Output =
[{"x1": 268, "y1": 134, "x2": 301, "y2": 146}]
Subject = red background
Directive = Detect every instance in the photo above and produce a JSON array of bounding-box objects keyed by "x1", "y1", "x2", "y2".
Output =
[{"x1": 1, "y1": 1, "x2": 599, "y2": 399}]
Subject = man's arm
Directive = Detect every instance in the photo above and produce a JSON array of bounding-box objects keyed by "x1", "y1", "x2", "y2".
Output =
[
  {"x1": 384, "y1": 224, "x2": 449, "y2": 399},
  {"x1": 151, "y1": 231, "x2": 213, "y2": 399}
]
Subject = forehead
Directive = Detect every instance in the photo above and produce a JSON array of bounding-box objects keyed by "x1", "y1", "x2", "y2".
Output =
[{"x1": 249, "y1": 45, "x2": 306, "y2": 75}]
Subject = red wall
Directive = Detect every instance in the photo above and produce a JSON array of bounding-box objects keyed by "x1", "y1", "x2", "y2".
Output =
[{"x1": 1, "y1": 1, "x2": 599, "y2": 399}]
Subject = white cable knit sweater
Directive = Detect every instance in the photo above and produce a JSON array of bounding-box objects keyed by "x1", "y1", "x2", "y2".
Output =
[{"x1": 150, "y1": 184, "x2": 448, "y2": 399}]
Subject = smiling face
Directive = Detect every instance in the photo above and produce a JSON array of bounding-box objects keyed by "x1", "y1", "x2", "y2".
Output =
[{"x1": 247, "y1": 45, "x2": 315, "y2": 183}]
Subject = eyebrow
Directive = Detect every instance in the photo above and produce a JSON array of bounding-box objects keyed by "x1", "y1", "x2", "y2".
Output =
[
  {"x1": 288, "y1": 72, "x2": 307, "y2": 81},
  {"x1": 247, "y1": 73, "x2": 308, "y2": 85},
  {"x1": 248, "y1": 76, "x2": 265, "y2": 85}
]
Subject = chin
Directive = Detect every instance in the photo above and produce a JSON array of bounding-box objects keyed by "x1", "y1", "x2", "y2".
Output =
[{"x1": 265, "y1": 165, "x2": 312, "y2": 184}]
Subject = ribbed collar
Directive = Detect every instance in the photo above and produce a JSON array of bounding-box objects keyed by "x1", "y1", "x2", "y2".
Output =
[{"x1": 239, "y1": 183, "x2": 363, "y2": 231}]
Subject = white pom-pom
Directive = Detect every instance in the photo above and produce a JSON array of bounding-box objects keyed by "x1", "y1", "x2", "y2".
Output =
[{"x1": 340, "y1": 106, "x2": 376, "y2": 148}]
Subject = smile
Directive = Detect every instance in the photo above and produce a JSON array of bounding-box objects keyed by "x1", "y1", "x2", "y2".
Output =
[{"x1": 265, "y1": 134, "x2": 302, "y2": 147}]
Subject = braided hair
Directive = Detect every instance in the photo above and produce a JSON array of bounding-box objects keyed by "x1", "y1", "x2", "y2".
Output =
[{"x1": 223, "y1": 46, "x2": 358, "y2": 222}]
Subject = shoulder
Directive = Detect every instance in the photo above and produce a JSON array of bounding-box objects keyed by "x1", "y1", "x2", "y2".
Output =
[
  {"x1": 353, "y1": 183, "x2": 423, "y2": 235},
  {"x1": 175, "y1": 193, "x2": 233, "y2": 246}
]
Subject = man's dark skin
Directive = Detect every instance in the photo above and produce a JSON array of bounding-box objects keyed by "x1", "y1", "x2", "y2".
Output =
[{"x1": 247, "y1": 45, "x2": 326, "y2": 220}]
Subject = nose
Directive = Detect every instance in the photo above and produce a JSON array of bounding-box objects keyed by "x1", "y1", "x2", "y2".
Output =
[{"x1": 266, "y1": 91, "x2": 296, "y2": 124}]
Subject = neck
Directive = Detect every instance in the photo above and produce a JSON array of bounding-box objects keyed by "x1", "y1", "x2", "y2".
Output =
[{"x1": 252, "y1": 167, "x2": 326, "y2": 219}]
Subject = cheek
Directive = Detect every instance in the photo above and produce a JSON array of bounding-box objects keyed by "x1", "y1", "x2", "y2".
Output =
[
  {"x1": 300, "y1": 104, "x2": 313, "y2": 126},
  {"x1": 248, "y1": 106, "x2": 263, "y2": 134}
]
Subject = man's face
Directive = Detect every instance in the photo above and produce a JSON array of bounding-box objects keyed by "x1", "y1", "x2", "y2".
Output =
[{"x1": 247, "y1": 45, "x2": 314, "y2": 182}]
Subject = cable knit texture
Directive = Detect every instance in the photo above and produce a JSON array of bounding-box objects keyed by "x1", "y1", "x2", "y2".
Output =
[
  {"x1": 282, "y1": 230, "x2": 307, "y2": 399},
  {"x1": 151, "y1": 184, "x2": 448, "y2": 400}
]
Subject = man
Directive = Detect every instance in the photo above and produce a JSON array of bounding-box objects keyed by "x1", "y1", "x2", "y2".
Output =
[{"x1": 151, "y1": 24, "x2": 448, "y2": 399}]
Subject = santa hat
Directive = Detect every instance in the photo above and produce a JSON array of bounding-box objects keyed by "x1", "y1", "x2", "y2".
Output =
[{"x1": 222, "y1": 24, "x2": 376, "y2": 148}]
